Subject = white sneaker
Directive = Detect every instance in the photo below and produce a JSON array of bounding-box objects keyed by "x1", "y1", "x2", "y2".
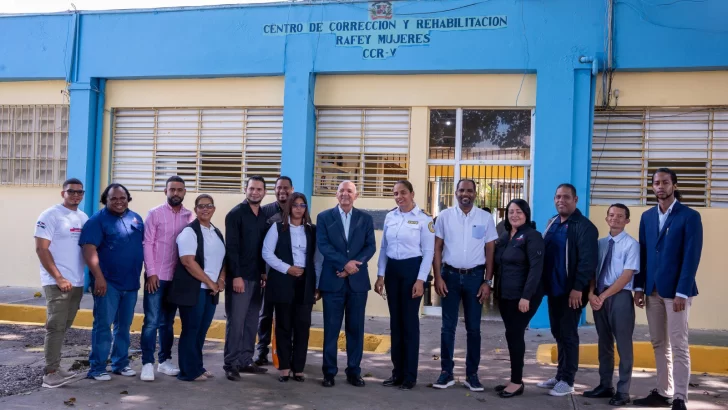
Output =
[
  {"x1": 115, "y1": 366, "x2": 136, "y2": 377},
  {"x1": 537, "y1": 377, "x2": 559, "y2": 389},
  {"x1": 93, "y1": 373, "x2": 112, "y2": 381},
  {"x1": 549, "y1": 381, "x2": 575, "y2": 397},
  {"x1": 140, "y1": 363, "x2": 155, "y2": 381},
  {"x1": 158, "y1": 361, "x2": 180, "y2": 377}
]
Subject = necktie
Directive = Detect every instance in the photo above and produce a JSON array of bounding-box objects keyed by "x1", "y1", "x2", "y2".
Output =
[{"x1": 597, "y1": 238, "x2": 614, "y2": 293}]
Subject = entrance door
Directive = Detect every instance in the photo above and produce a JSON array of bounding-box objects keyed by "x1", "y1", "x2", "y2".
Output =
[{"x1": 424, "y1": 108, "x2": 534, "y2": 317}]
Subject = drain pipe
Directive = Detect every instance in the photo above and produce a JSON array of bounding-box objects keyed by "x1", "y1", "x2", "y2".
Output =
[{"x1": 579, "y1": 56, "x2": 599, "y2": 76}]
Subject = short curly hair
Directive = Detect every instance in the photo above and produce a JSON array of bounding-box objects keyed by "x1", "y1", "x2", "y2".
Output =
[{"x1": 100, "y1": 183, "x2": 132, "y2": 205}]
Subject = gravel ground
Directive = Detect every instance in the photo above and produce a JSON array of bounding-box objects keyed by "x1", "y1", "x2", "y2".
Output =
[{"x1": 0, "y1": 324, "x2": 146, "y2": 398}]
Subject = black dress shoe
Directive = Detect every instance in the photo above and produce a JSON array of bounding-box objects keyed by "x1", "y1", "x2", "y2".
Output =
[
  {"x1": 498, "y1": 384, "x2": 524, "y2": 398},
  {"x1": 494, "y1": 384, "x2": 507, "y2": 393},
  {"x1": 399, "y1": 381, "x2": 416, "y2": 391},
  {"x1": 633, "y1": 389, "x2": 673, "y2": 407},
  {"x1": 239, "y1": 364, "x2": 268, "y2": 374},
  {"x1": 322, "y1": 377, "x2": 335, "y2": 387},
  {"x1": 225, "y1": 369, "x2": 241, "y2": 381},
  {"x1": 254, "y1": 356, "x2": 270, "y2": 366},
  {"x1": 671, "y1": 399, "x2": 686, "y2": 410},
  {"x1": 584, "y1": 385, "x2": 616, "y2": 398},
  {"x1": 382, "y1": 376, "x2": 404, "y2": 387},
  {"x1": 292, "y1": 375, "x2": 305, "y2": 382},
  {"x1": 609, "y1": 392, "x2": 631, "y2": 406},
  {"x1": 347, "y1": 375, "x2": 366, "y2": 387}
]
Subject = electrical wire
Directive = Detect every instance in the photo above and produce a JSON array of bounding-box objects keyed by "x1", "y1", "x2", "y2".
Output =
[
  {"x1": 515, "y1": 0, "x2": 528, "y2": 107},
  {"x1": 617, "y1": 0, "x2": 728, "y2": 34}
]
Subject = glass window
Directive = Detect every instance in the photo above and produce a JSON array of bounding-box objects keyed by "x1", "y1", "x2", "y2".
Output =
[
  {"x1": 428, "y1": 109, "x2": 456, "y2": 160},
  {"x1": 461, "y1": 109, "x2": 531, "y2": 161}
]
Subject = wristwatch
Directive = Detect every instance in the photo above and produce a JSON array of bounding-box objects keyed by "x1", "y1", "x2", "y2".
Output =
[{"x1": 484, "y1": 279, "x2": 494, "y2": 288}]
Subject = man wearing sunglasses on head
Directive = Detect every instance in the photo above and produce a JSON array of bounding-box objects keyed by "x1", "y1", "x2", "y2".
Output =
[{"x1": 35, "y1": 178, "x2": 89, "y2": 388}]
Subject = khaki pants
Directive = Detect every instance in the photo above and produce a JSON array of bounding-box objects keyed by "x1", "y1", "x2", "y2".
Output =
[
  {"x1": 645, "y1": 291, "x2": 692, "y2": 401},
  {"x1": 43, "y1": 285, "x2": 83, "y2": 374}
]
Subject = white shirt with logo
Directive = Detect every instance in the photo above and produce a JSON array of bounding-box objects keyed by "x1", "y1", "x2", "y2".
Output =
[
  {"x1": 34, "y1": 204, "x2": 89, "y2": 287},
  {"x1": 434, "y1": 206, "x2": 498, "y2": 269}
]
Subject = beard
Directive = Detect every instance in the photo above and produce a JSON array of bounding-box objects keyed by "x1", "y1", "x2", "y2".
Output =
[{"x1": 167, "y1": 196, "x2": 183, "y2": 206}]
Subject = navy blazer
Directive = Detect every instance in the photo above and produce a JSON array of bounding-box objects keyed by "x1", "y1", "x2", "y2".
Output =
[
  {"x1": 635, "y1": 201, "x2": 703, "y2": 298},
  {"x1": 316, "y1": 206, "x2": 376, "y2": 293}
]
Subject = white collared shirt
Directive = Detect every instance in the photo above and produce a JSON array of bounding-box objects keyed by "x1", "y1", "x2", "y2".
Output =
[
  {"x1": 658, "y1": 198, "x2": 678, "y2": 232},
  {"x1": 262, "y1": 221, "x2": 324, "y2": 287},
  {"x1": 377, "y1": 205, "x2": 435, "y2": 281},
  {"x1": 597, "y1": 230, "x2": 640, "y2": 291},
  {"x1": 176, "y1": 224, "x2": 226, "y2": 289},
  {"x1": 434, "y1": 206, "x2": 498, "y2": 270}
]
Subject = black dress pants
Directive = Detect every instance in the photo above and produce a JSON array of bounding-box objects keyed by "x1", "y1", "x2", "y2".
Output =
[
  {"x1": 498, "y1": 296, "x2": 542, "y2": 384},
  {"x1": 274, "y1": 301, "x2": 313, "y2": 373},
  {"x1": 385, "y1": 257, "x2": 423, "y2": 383}
]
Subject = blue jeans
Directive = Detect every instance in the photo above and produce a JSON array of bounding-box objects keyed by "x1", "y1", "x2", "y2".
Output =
[
  {"x1": 440, "y1": 266, "x2": 484, "y2": 376},
  {"x1": 141, "y1": 279, "x2": 177, "y2": 365},
  {"x1": 178, "y1": 289, "x2": 216, "y2": 381},
  {"x1": 87, "y1": 283, "x2": 138, "y2": 377}
]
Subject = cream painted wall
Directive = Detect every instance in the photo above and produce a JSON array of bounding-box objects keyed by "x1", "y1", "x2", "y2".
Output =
[
  {"x1": 598, "y1": 71, "x2": 728, "y2": 107},
  {"x1": 100, "y1": 77, "x2": 285, "y2": 187},
  {"x1": 589, "y1": 206, "x2": 725, "y2": 330},
  {"x1": 315, "y1": 74, "x2": 536, "y2": 107},
  {"x1": 0, "y1": 187, "x2": 66, "y2": 287},
  {"x1": 0, "y1": 81, "x2": 67, "y2": 105},
  {"x1": 0, "y1": 81, "x2": 72, "y2": 288}
]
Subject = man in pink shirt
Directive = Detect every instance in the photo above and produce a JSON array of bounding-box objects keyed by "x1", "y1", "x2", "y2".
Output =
[{"x1": 140, "y1": 176, "x2": 194, "y2": 382}]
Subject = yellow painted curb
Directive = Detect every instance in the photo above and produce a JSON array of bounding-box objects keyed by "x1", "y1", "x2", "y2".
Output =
[
  {"x1": 537, "y1": 342, "x2": 728, "y2": 376},
  {"x1": 0, "y1": 303, "x2": 389, "y2": 354}
]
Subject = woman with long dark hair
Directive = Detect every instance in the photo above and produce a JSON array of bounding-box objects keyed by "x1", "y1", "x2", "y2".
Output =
[
  {"x1": 168, "y1": 194, "x2": 226, "y2": 381},
  {"x1": 493, "y1": 199, "x2": 545, "y2": 398},
  {"x1": 262, "y1": 192, "x2": 322, "y2": 382}
]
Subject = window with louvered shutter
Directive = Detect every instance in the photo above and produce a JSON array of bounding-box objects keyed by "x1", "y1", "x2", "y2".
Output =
[
  {"x1": 0, "y1": 105, "x2": 69, "y2": 186},
  {"x1": 112, "y1": 107, "x2": 282, "y2": 192},
  {"x1": 591, "y1": 107, "x2": 728, "y2": 207},
  {"x1": 314, "y1": 108, "x2": 410, "y2": 197}
]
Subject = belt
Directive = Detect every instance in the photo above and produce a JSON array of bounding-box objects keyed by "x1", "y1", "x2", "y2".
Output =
[{"x1": 443, "y1": 264, "x2": 485, "y2": 275}]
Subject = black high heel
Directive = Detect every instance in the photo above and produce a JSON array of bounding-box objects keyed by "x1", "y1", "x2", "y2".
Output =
[
  {"x1": 498, "y1": 384, "x2": 524, "y2": 398},
  {"x1": 278, "y1": 375, "x2": 290, "y2": 382},
  {"x1": 293, "y1": 375, "x2": 305, "y2": 382}
]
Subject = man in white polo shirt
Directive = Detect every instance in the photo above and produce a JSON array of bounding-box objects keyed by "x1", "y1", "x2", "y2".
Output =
[
  {"x1": 34, "y1": 178, "x2": 89, "y2": 388},
  {"x1": 432, "y1": 179, "x2": 498, "y2": 392}
]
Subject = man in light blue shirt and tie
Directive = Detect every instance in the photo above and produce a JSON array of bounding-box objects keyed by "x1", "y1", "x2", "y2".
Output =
[{"x1": 584, "y1": 203, "x2": 639, "y2": 406}]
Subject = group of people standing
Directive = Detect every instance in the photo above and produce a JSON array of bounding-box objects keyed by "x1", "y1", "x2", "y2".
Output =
[{"x1": 33, "y1": 168, "x2": 701, "y2": 410}]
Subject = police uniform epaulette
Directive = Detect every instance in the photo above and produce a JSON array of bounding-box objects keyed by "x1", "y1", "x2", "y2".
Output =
[
  {"x1": 390, "y1": 207, "x2": 398, "y2": 212},
  {"x1": 421, "y1": 209, "x2": 432, "y2": 217}
]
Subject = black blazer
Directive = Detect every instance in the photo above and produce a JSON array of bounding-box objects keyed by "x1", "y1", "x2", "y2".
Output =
[
  {"x1": 266, "y1": 223, "x2": 317, "y2": 305},
  {"x1": 167, "y1": 219, "x2": 225, "y2": 307}
]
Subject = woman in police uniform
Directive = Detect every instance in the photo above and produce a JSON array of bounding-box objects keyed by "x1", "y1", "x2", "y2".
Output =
[{"x1": 374, "y1": 180, "x2": 435, "y2": 390}]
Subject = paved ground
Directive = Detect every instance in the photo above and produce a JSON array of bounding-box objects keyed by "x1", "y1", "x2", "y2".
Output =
[{"x1": 1, "y1": 286, "x2": 727, "y2": 409}]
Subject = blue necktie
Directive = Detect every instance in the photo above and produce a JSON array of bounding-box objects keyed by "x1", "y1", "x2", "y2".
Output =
[{"x1": 597, "y1": 238, "x2": 614, "y2": 293}]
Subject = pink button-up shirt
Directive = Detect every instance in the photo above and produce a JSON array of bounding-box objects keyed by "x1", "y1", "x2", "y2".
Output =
[{"x1": 143, "y1": 202, "x2": 194, "y2": 281}]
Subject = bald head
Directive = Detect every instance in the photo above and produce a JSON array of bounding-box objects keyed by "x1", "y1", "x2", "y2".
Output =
[{"x1": 336, "y1": 180, "x2": 358, "y2": 212}]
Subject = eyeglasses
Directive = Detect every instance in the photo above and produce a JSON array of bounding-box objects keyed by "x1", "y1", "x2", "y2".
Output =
[
  {"x1": 64, "y1": 189, "x2": 85, "y2": 196},
  {"x1": 292, "y1": 203, "x2": 307, "y2": 209},
  {"x1": 196, "y1": 204, "x2": 215, "y2": 210}
]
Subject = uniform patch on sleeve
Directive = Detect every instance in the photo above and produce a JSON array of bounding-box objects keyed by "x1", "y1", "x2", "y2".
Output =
[
  {"x1": 36, "y1": 221, "x2": 46, "y2": 229},
  {"x1": 428, "y1": 221, "x2": 435, "y2": 233}
]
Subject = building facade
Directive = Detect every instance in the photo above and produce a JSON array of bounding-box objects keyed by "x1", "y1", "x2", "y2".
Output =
[{"x1": 1, "y1": 0, "x2": 726, "y2": 329}]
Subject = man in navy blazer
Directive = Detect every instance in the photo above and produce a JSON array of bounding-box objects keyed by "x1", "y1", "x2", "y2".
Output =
[
  {"x1": 316, "y1": 180, "x2": 376, "y2": 388},
  {"x1": 633, "y1": 168, "x2": 703, "y2": 410}
]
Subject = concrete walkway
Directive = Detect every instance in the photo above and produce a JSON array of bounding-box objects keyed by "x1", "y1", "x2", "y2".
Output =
[{"x1": 0, "y1": 286, "x2": 727, "y2": 409}]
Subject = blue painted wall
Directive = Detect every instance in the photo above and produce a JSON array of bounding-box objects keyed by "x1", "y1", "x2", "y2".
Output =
[{"x1": 1, "y1": 0, "x2": 726, "y2": 326}]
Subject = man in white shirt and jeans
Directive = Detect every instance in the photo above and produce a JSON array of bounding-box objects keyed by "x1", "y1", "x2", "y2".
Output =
[
  {"x1": 432, "y1": 179, "x2": 498, "y2": 392},
  {"x1": 34, "y1": 178, "x2": 89, "y2": 388}
]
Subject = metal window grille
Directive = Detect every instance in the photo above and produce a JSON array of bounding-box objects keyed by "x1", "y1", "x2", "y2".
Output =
[
  {"x1": 591, "y1": 107, "x2": 728, "y2": 207},
  {"x1": 111, "y1": 107, "x2": 283, "y2": 192},
  {"x1": 0, "y1": 105, "x2": 69, "y2": 186},
  {"x1": 314, "y1": 108, "x2": 410, "y2": 196}
]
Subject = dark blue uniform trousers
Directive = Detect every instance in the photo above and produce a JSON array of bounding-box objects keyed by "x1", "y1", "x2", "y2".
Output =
[{"x1": 385, "y1": 257, "x2": 423, "y2": 383}]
